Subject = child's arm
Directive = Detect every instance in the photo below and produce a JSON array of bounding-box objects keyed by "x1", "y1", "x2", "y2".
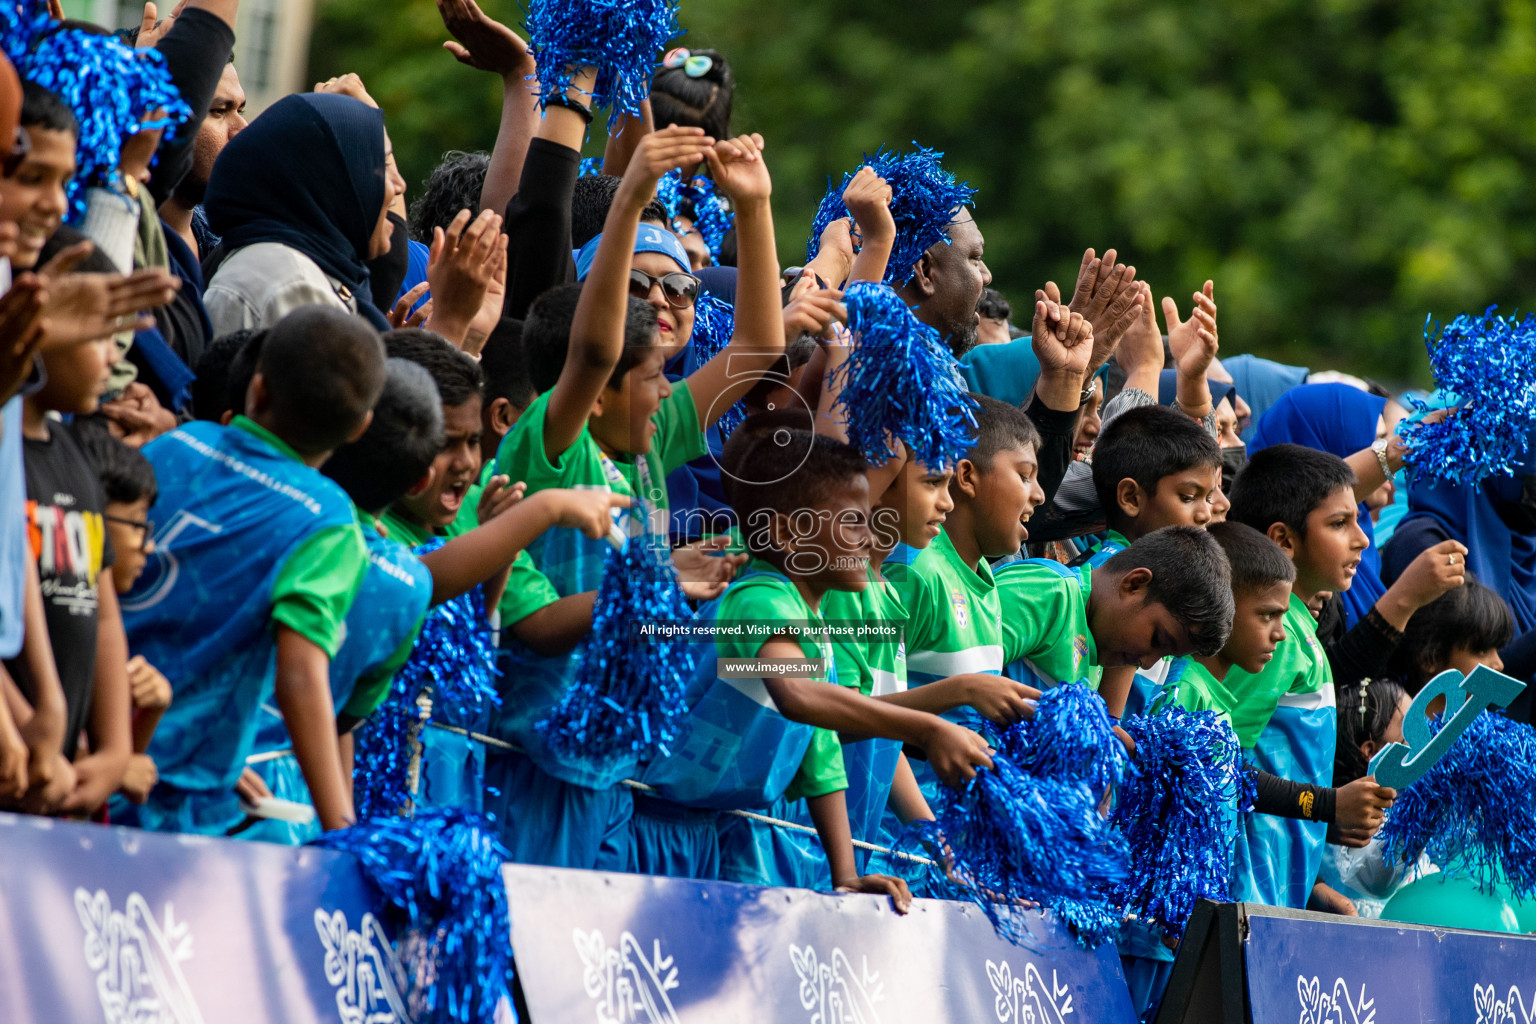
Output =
[
  {"x1": 886, "y1": 753, "x2": 933, "y2": 824},
  {"x1": 545, "y1": 126, "x2": 715, "y2": 461},
  {"x1": 758, "y1": 637, "x2": 993, "y2": 790},
  {"x1": 601, "y1": 100, "x2": 655, "y2": 178},
  {"x1": 806, "y1": 789, "x2": 913, "y2": 912},
  {"x1": 417, "y1": 488, "x2": 630, "y2": 605},
  {"x1": 0, "y1": 670, "x2": 27, "y2": 802},
  {"x1": 876, "y1": 673, "x2": 1039, "y2": 727},
  {"x1": 61, "y1": 586, "x2": 133, "y2": 813},
  {"x1": 14, "y1": 558, "x2": 69, "y2": 800},
  {"x1": 683, "y1": 135, "x2": 789, "y2": 430},
  {"x1": 507, "y1": 591, "x2": 598, "y2": 657},
  {"x1": 126, "y1": 654, "x2": 172, "y2": 753},
  {"x1": 843, "y1": 167, "x2": 896, "y2": 285},
  {"x1": 1162, "y1": 282, "x2": 1219, "y2": 423},
  {"x1": 273, "y1": 626, "x2": 353, "y2": 832},
  {"x1": 1098, "y1": 665, "x2": 1135, "y2": 719}
]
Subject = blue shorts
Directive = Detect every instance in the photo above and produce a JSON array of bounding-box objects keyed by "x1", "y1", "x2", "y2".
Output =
[
  {"x1": 629, "y1": 793, "x2": 720, "y2": 880},
  {"x1": 717, "y1": 796, "x2": 829, "y2": 890},
  {"x1": 484, "y1": 749, "x2": 632, "y2": 871}
]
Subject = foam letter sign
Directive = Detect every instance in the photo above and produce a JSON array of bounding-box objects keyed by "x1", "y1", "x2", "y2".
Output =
[{"x1": 1368, "y1": 664, "x2": 1526, "y2": 789}]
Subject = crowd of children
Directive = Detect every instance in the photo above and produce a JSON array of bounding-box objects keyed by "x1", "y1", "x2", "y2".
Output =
[{"x1": 1, "y1": 0, "x2": 1533, "y2": 1017}]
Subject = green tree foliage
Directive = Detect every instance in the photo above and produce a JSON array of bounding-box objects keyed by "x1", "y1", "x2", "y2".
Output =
[{"x1": 314, "y1": 0, "x2": 1536, "y2": 381}]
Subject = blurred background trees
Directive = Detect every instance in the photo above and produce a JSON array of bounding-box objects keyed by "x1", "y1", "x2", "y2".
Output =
[{"x1": 312, "y1": 0, "x2": 1536, "y2": 383}]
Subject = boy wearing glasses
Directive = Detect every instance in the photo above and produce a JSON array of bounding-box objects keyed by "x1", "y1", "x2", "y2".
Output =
[{"x1": 488, "y1": 124, "x2": 797, "y2": 869}]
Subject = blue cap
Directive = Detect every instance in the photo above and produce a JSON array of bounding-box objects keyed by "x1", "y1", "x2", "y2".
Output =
[{"x1": 576, "y1": 222, "x2": 691, "y2": 280}]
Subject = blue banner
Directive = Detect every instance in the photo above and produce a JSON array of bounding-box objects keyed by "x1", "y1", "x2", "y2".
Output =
[
  {"x1": 504, "y1": 863, "x2": 1137, "y2": 1023},
  {"x1": 1243, "y1": 912, "x2": 1536, "y2": 1023}
]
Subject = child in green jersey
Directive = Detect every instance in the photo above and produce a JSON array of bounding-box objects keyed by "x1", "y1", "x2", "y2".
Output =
[
  {"x1": 1226, "y1": 444, "x2": 1396, "y2": 912},
  {"x1": 1090, "y1": 405, "x2": 1225, "y2": 560}
]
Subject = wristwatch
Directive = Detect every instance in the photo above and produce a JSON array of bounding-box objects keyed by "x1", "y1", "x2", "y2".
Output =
[{"x1": 1371, "y1": 437, "x2": 1393, "y2": 479}]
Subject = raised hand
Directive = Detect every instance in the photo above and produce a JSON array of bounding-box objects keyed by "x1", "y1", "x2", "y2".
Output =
[
  {"x1": 782, "y1": 287, "x2": 846, "y2": 346},
  {"x1": 36, "y1": 243, "x2": 180, "y2": 346},
  {"x1": 1164, "y1": 280, "x2": 1219, "y2": 382},
  {"x1": 314, "y1": 73, "x2": 380, "y2": 109},
  {"x1": 620, "y1": 126, "x2": 715, "y2": 208},
  {"x1": 476, "y1": 475, "x2": 526, "y2": 525},
  {"x1": 387, "y1": 282, "x2": 432, "y2": 329},
  {"x1": 437, "y1": 0, "x2": 534, "y2": 79},
  {"x1": 0, "y1": 275, "x2": 48, "y2": 406},
  {"x1": 1031, "y1": 297, "x2": 1093, "y2": 382},
  {"x1": 843, "y1": 166, "x2": 894, "y2": 249},
  {"x1": 426, "y1": 208, "x2": 505, "y2": 346},
  {"x1": 1062, "y1": 247, "x2": 1143, "y2": 372},
  {"x1": 705, "y1": 133, "x2": 771, "y2": 206},
  {"x1": 134, "y1": 1, "x2": 185, "y2": 49}
]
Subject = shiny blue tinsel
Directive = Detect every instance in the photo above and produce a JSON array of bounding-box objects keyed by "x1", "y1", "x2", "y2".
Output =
[
  {"x1": 523, "y1": 0, "x2": 682, "y2": 120},
  {"x1": 688, "y1": 292, "x2": 745, "y2": 436},
  {"x1": 535, "y1": 527, "x2": 695, "y2": 766},
  {"x1": 354, "y1": 546, "x2": 498, "y2": 820},
  {"x1": 1400, "y1": 308, "x2": 1536, "y2": 485},
  {"x1": 833, "y1": 282, "x2": 978, "y2": 469},
  {"x1": 578, "y1": 156, "x2": 604, "y2": 177},
  {"x1": 896, "y1": 753, "x2": 1129, "y2": 948},
  {"x1": 805, "y1": 144, "x2": 977, "y2": 286},
  {"x1": 996, "y1": 680, "x2": 1127, "y2": 801},
  {"x1": 2, "y1": 2, "x2": 191, "y2": 222},
  {"x1": 1377, "y1": 710, "x2": 1536, "y2": 900},
  {"x1": 652, "y1": 170, "x2": 732, "y2": 263},
  {"x1": 312, "y1": 809, "x2": 514, "y2": 1023},
  {"x1": 1114, "y1": 707, "x2": 1248, "y2": 936}
]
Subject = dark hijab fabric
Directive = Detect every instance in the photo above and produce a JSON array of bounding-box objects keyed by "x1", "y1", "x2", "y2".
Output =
[{"x1": 202, "y1": 93, "x2": 391, "y2": 329}]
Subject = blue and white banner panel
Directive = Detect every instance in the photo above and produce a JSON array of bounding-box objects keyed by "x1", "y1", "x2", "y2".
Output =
[{"x1": 504, "y1": 863, "x2": 1138, "y2": 1024}]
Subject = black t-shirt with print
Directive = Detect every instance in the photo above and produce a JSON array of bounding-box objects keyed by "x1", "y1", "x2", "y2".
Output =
[{"x1": 17, "y1": 425, "x2": 115, "y2": 759}]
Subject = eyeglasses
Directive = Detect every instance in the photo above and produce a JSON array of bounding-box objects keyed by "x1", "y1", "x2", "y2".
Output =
[
  {"x1": 628, "y1": 269, "x2": 700, "y2": 309},
  {"x1": 105, "y1": 514, "x2": 155, "y2": 552},
  {"x1": 3, "y1": 125, "x2": 30, "y2": 179},
  {"x1": 661, "y1": 48, "x2": 714, "y2": 79}
]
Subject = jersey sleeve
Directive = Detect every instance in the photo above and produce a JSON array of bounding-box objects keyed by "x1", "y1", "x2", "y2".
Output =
[
  {"x1": 655, "y1": 381, "x2": 709, "y2": 475},
  {"x1": 882, "y1": 559, "x2": 939, "y2": 656},
  {"x1": 715, "y1": 581, "x2": 829, "y2": 680},
  {"x1": 270, "y1": 523, "x2": 369, "y2": 656},
  {"x1": 499, "y1": 550, "x2": 562, "y2": 625},
  {"x1": 340, "y1": 614, "x2": 425, "y2": 720},
  {"x1": 784, "y1": 728, "x2": 848, "y2": 801},
  {"x1": 494, "y1": 392, "x2": 576, "y2": 495},
  {"x1": 996, "y1": 565, "x2": 1068, "y2": 665}
]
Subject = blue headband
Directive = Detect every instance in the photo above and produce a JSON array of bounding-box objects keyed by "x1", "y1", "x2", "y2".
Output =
[{"x1": 576, "y1": 222, "x2": 691, "y2": 281}]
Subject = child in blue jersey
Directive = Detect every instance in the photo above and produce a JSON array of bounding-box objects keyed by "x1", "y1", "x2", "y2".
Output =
[
  {"x1": 121, "y1": 307, "x2": 385, "y2": 834},
  {"x1": 1226, "y1": 444, "x2": 1397, "y2": 911},
  {"x1": 487, "y1": 126, "x2": 803, "y2": 869},
  {"x1": 640, "y1": 429, "x2": 995, "y2": 902},
  {"x1": 68, "y1": 422, "x2": 172, "y2": 811}
]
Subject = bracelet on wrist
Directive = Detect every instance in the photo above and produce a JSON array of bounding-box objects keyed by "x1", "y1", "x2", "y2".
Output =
[{"x1": 543, "y1": 91, "x2": 594, "y2": 124}]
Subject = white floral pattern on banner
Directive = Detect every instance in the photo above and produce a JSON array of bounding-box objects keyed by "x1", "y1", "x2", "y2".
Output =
[
  {"x1": 986, "y1": 960, "x2": 1075, "y2": 1024},
  {"x1": 573, "y1": 928, "x2": 681, "y2": 1024},
  {"x1": 1296, "y1": 976, "x2": 1377, "y2": 1024},
  {"x1": 74, "y1": 888, "x2": 205, "y2": 1024},
  {"x1": 313, "y1": 909, "x2": 409, "y2": 1024},
  {"x1": 1475, "y1": 983, "x2": 1536, "y2": 1024},
  {"x1": 788, "y1": 944, "x2": 884, "y2": 1024}
]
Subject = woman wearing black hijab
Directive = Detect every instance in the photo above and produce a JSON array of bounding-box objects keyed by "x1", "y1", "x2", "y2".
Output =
[{"x1": 202, "y1": 92, "x2": 403, "y2": 333}]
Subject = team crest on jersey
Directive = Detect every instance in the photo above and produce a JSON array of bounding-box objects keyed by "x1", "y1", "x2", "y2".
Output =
[
  {"x1": 1073, "y1": 634, "x2": 1089, "y2": 673},
  {"x1": 950, "y1": 587, "x2": 969, "y2": 629}
]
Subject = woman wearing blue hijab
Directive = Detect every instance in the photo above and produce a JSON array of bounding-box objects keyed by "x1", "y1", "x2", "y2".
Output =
[
  {"x1": 202, "y1": 92, "x2": 402, "y2": 333},
  {"x1": 1249, "y1": 383, "x2": 1468, "y2": 684}
]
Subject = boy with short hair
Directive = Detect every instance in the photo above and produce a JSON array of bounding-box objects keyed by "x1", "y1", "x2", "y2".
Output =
[
  {"x1": 487, "y1": 125, "x2": 795, "y2": 870},
  {"x1": 1085, "y1": 404, "x2": 1224, "y2": 567},
  {"x1": 1225, "y1": 443, "x2": 1394, "y2": 911},
  {"x1": 997, "y1": 525, "x2": 1235, "y2": 694},
  {"x1": 121, "y1": 306, "x2": 384, "y2": 834},
  {"x1": 17, "y1": 310, "x2": 134, "y2": 816}
]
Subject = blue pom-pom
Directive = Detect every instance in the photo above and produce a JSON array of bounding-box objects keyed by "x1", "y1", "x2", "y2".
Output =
[
  {"x1": 678, "y1": 176, "x2": 733, "y2": 262},
  {"x1": 686, "y1": 292, "x2": 745, "y2": 436},
  {"x1": 897, "y1": 753, "x2": 1129, "y2": 948},
  {"x1": 1399, "y1": 308, "x2": 1536, "y2": 485},
  {"x1": 1000, "y1": 681, "x2": 1127, "y2": 800},
  {"x1": 833, "y1": 282, "x2": 978, "y2": 468},
  {"x1": 1114, "y1": 707, "x2": 1249, "y2": 936},
  {"x1": 524, "y1": 0, "x2": 682, "y2": 121},
  {"x1": 578, "y1": 156, "x2": 604, "y2": 177},
  {"x1": 312, "y1": 809, "x2": 514, "y2": 1023},
  {"x1": 805, "y1": 144, "x2": 977, "y2": 287},
  {"x1": 536, "y1": 526, "x2": 695, "y2": 767},
  {"x1": 3, "y1": 3, "x2": 192, "y2": 222},
  {"x1": 354, "y1": 541, "x2": 498, "y2": 820},
  {"x1": 1378, "y1": 710, "x2": 1536, "y2": 900}
]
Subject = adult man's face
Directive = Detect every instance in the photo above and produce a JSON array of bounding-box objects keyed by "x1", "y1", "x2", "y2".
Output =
[
  {"x1": 173, "y1": 63, "x2": 246, "y2": 206},
  {"x1": 905, "y1": 209, "x2": 991, "y2": 356}
]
